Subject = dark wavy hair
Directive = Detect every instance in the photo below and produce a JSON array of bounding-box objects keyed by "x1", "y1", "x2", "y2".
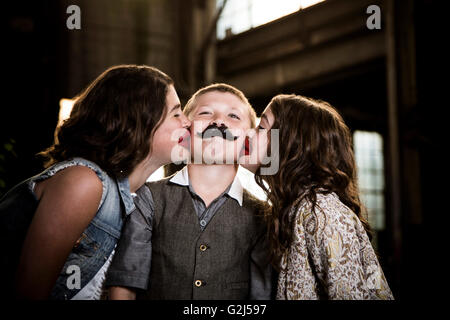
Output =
[
  {"x1": 39, "y1": 64, "x2": 173, "y2": 178},
  {"x1": 255, "y1": 94, "x2": 372, "y2": 269}
]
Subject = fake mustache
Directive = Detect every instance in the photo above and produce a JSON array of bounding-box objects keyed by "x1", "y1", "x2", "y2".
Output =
[{"x1": 196, "y1": 123, "x2": 239, "y2": 141}]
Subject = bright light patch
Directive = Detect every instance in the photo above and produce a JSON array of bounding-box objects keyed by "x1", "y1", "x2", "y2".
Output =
[
  {"x1": 217, "y1": 0, "x2": 325, "y2": 39},
  {"x1": 58, "y1": 98, "x2": 75, "y2": 127}
]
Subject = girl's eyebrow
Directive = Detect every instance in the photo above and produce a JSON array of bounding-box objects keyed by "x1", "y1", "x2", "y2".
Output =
[{"x1": 170, "y1": 103, "x2": 181, "y2": 113}]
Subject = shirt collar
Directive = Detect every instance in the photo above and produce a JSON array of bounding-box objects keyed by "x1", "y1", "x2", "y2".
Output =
[
  {"x1": 116, "y1": 177, "x2": 136, "y2": 216},
  {"x1": 169, "y1": 165, "x2": 243, "y2": 206}
]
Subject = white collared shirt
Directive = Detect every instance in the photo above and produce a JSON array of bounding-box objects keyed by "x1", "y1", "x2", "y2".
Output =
[{"x1": 169, "y1": 165, "x2": 243, "y2": 207}]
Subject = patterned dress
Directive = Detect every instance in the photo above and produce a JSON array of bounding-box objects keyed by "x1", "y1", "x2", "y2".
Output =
[{"x1": 276, "y1": 192, "x2": 394, "y2": 300}]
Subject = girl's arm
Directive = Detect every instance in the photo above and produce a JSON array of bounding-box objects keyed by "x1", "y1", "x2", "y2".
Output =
[
  {"x1": 109, "y1": 286, "x2": 136, "y2": 300},
  {"x1": 15, "y1": 166, "x2": 102, "y2": 299},
  {"x1": 302, "y1": 198, "x2": 392, "y2": 299},
  {"x1": 104, "y1": 185, "x2": 155, "y2": 299}
]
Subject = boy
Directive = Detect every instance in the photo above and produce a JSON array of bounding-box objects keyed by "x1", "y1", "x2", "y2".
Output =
[{"x1": 106, "y1": 84, "x2": 272, "y2": 299}]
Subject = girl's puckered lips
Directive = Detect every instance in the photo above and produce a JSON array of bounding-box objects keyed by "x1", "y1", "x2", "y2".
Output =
[{"x1": 178, "y1": 130, "x2": 191, "y2": 147}]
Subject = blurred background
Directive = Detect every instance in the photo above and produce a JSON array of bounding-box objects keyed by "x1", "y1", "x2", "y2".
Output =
[{"x1": 1, "y1": 0, "x2": 439, "y2": 300}]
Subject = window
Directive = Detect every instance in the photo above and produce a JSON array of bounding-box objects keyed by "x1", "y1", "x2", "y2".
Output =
[
  {"x1": 216, "y1": 0, "x2": 325, "y2": 40},
  {"x1": 353, "y1": 130, "x2": 385, "y2": 247}
]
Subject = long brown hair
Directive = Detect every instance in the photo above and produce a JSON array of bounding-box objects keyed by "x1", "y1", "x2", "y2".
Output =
[
  {"x1": 39, "y1": 65, "x2": 173, "y2": 178},
  {"x1": 255, "y1": 94, "x2": 372, "y2": 269}
]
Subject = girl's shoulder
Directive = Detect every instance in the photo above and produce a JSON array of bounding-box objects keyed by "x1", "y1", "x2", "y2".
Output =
[
  {"x1": 31, "y1": 157, "x2": 109, "y2": 208},
  {"x1": 33, "y1": 157, "x2": 110, "y2": 188},
  {"x1": 37, "y1": 165, "x2": 103, "y2": 200},
  {"x1": 47, "y1": 157, "x2": 109, "y2": 180},
  {"x1": 294, "y1": 191, "x2": 343, "y2": 213},
  {"x1": 293, "y1": 191, "x2": 358, "y2": 229}
]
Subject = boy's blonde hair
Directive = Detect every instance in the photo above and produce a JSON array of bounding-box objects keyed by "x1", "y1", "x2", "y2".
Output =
[{"x1": 183, "y1": 83, "x2": 257, "y2": 128}]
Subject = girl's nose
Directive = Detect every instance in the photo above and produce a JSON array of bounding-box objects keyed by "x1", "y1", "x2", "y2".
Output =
[{"x1": 181, "y1": 114, "x2": 191, "y2": 128}]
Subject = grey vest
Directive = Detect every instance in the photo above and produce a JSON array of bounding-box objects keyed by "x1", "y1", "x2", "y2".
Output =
[{"x1": 140, "y1": 177, "x2": 266, "y2": 300}]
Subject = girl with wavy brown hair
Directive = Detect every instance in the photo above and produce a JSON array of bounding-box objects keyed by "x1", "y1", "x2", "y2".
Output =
[
  {"x1": 241, "y1": 94, "x2": 393, "y2": 300},
  {"x1": 0, "y1": 65, "x2": 191, "y2": 300}
]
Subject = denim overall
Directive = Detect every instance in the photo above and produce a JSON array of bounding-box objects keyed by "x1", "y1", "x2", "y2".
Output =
[{"x1": 0, "y1": 157, "x2": 135, "y2": 299}]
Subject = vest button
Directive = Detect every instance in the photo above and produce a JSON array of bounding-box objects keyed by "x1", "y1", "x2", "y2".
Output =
[
  {"x1": 199, "y1": 244, "x2": 207, "y2": 251},
  {"x1": 194, "y1": 280, "x2": 203, "y2": 287}
]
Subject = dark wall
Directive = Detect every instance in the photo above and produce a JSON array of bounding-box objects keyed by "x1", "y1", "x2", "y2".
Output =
[
  {"x1": 1, "y1": 0, "x2": 68, "y2": 196},
  {"x1": 402, "y1": 0, "x2": 441, "y2": 300}
]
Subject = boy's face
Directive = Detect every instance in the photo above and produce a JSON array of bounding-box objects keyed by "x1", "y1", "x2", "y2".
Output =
[{"x1": 188, "y1": 91, "x2": 251, "y2": 164}]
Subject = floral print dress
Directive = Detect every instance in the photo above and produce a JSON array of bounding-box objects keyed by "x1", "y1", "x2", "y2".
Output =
[{"x1": 276, "y1": 192, "x2": 394, "y2": 300}]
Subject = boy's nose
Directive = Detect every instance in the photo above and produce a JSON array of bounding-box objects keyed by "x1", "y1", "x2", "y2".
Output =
[{"x1": 211, "y1": 116, "x2": 225, "y2": 127}]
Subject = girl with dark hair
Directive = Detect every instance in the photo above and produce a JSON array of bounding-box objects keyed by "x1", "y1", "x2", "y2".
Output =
[
  {"x1": 0, "y1": 64, "x2": 191, "y2": 300},
  {"x1": 242, "y1": 94, "x2": 393, "y2": 300}
]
